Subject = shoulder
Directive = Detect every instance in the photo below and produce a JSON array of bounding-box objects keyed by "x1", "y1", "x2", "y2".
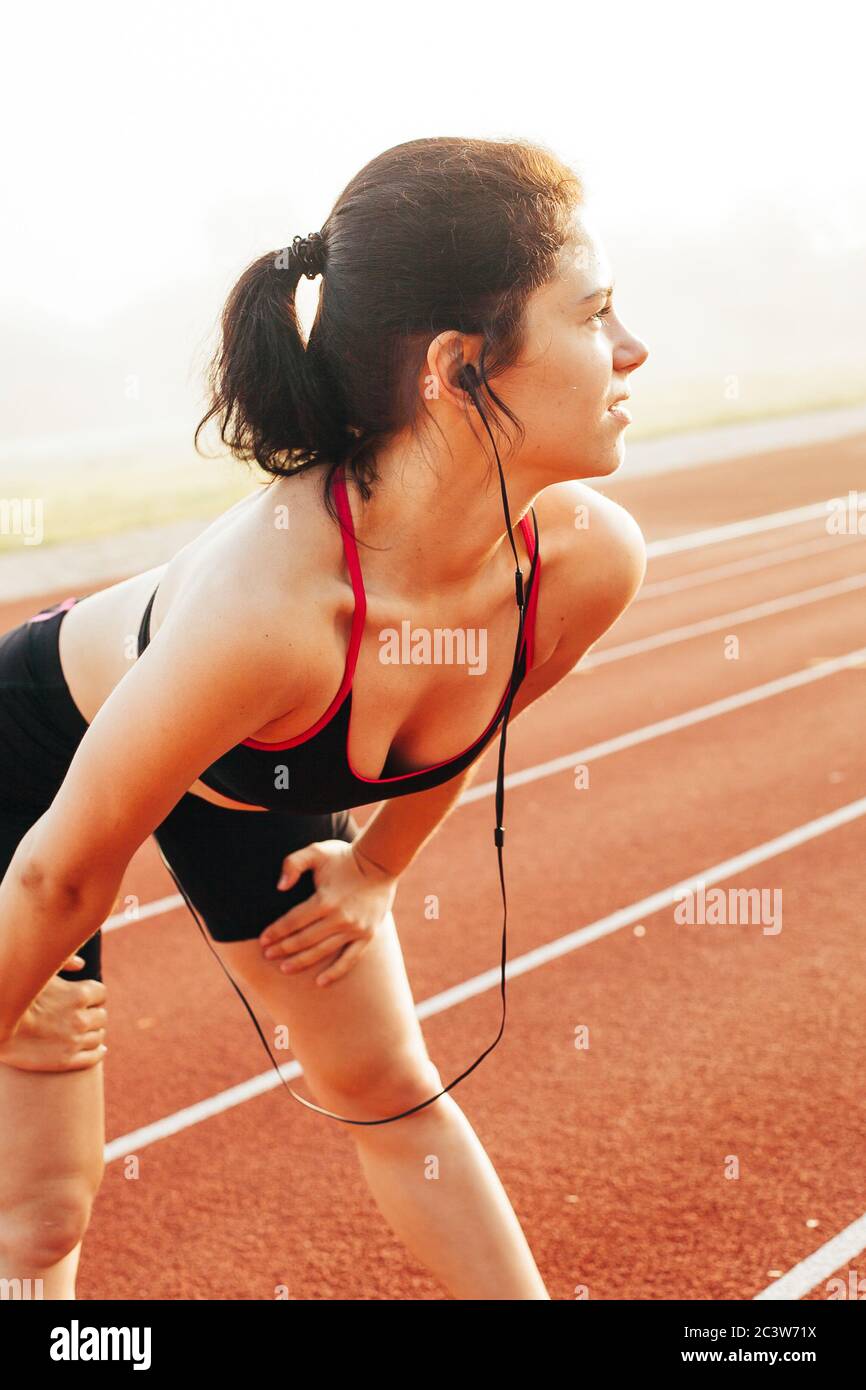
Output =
[
  {"x1": 534, "y1": 477, "x2": 646, "y2": 589},
  {"x1": 150, "y1": 480, "x2": 344, "y2": 728},
  {"x1": 526, "y1": 479, "x2": 646, "y2": 675}
]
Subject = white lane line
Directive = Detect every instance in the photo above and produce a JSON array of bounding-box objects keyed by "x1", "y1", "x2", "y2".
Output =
[
  {"x1": 461, "y1": 646, "x2": 866, "y2": 802},
  {"x1": 103, "y1": 893, "x2": 183, "y2": 934},
  {"x1": 637, "y1": 532, "x2": 865, "y2": 600},
  {"x1": 104, "y1": 1065, "x2": 306, "y2": 1162},
  {"x1": 104, "y1": 794, "x2": 866, "y2": 1164},
  {"x1": 102, "y1": 648, "x2": 866, "y2": 927},
  {"x1": 577, "y1": 572, "x2": 866, "y2": 670},
  {"x1": 644, "y1": 495, "x2": 866, "y2": 558},
  {"x1": 753, "y1": 1212, "x2": 866, "y2": 1301}
]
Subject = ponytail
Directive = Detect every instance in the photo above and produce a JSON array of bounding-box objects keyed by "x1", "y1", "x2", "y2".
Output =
[{"x1": 194, "y1": 244, "x2": 353, "y2": 523}]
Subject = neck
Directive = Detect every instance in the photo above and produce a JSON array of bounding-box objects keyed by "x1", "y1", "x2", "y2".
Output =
[{"x1": 339, "y1": 435, "x2": 540, "y2": 600}]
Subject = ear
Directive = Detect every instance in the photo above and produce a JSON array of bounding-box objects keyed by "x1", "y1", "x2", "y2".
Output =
[{"x1": 422, "y1": 331, "x2": 484, "y2": 409}]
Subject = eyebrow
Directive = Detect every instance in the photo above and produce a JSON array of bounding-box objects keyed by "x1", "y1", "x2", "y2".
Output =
[{"x1": 579, "y1": 283, "x2": 614, "y2": 304}]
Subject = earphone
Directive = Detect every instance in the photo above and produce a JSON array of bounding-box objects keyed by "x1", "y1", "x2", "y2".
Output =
[{"x1": 153, "y1": 360, "x2": 537, "y2": 1125}]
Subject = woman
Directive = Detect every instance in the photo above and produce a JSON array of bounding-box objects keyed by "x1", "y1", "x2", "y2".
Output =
[{"x1": 0, "y1": 136, "x2": 647, "y2": 1300}]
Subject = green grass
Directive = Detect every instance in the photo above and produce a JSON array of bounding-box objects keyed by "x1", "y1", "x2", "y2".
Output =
[{"x1": 0, "y1": 447, "x2": 256, "y2": 552}]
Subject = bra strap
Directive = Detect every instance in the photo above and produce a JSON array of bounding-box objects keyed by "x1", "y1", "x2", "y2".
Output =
[{"x1": 333, "y1": 467, "x2": 368, "y2": 684}]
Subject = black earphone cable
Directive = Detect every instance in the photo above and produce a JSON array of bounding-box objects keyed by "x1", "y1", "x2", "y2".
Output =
[{"x1": 154, "y1": 364, "x2": 536, "y2": 1125}]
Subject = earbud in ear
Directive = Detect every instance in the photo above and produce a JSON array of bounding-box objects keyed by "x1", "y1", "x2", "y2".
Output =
[{"x1": 458, "y1": 363, "x2": 479, "y2": 405}]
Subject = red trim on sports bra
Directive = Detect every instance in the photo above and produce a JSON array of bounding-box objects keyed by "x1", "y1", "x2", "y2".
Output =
[
  {"x1": 348, "y1": 669, "x2": 513, "y2": 785},
  {"x1": 28, "y1": 596, "x2": 78, "y2": 623},
  {"x1": 241, "y1": 465, "x2": 542, "y2": 781},
  {"x1": 241, "y1": 468, "x2": 367, "y2": 752},
  {"x1": 524, "y1": 523, "x2": 540, "y2": 672}
]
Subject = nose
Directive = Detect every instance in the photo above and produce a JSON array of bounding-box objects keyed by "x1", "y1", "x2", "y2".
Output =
[{"x1": 616, "y1": 327, "x2": 649, "y2": 372}]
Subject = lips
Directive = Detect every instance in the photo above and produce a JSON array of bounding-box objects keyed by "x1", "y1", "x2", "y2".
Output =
[{"x1": 607, "y1": 397, "x2": 632, "y2": 423}]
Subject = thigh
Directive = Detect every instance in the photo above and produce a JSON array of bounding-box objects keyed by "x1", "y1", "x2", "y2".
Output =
[
  {"x1": 0, "y1": 825, "x2": 103, "y2": 1202},
  {"x1": 152, "y1": 798, "x2": 436, "y2": 1102},
  {"x1": 0, "y1": 615, "x2": 104, "y2": 1183},
  {"x1": 0, "y1": 1063, "x2": 105, "y2": 1201},
  {"x1": 211, "y1": 908, "x2": 436, "y2": 1109}
]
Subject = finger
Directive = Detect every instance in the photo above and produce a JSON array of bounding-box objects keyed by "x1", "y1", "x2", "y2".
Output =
[
  {"x1": 276, "y1": 932, "x2": 352, "y2": 974},
  {"x1": 78, "y1": 980, "x2": 108, "y2": 1005},
  {"x1": 65, "y1": 1044, "x2": 108, "y2": 1071},
  {"x1": 75, "y1": 1027, "x2": 107, "y2": 1050},
  {"x1": 73, "y1": 1006, "x2": 106, "y2": 1036},
  {"x1": 315, "y1": 940, "x2": 367, "y2": 987},
  {"x1": 276, "y1": 843, "x2": 323, "y2": 891},
  {"x1": 263, "y1": 915, "x2": 346, "y2": 959},
  {"x1": 58, "y1": 955, "x2": 86, "y2": 972},
  {"x1": 81, "y1": 1005, "x2": 108, "y2": 1028},
  {"x1": 260, "y1": 894, "x2": 336, "y2": 945}
]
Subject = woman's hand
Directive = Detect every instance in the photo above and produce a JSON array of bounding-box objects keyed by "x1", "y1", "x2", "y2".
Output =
[
  {"x1": 260, "y1": 839, "x2": 398, "y2": 986},
  {"x1": 0, "y1": 955, "x2": 108, "y2": 1072}
]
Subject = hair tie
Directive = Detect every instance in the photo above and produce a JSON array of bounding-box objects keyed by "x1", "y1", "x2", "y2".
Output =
[{"x1": 291, "y1": 232, "x2": 326, "y2": 279}]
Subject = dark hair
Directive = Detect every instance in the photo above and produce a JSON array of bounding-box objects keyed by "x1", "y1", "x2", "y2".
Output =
[{"x1": 194, "y1": 136, "x2": 583, "y2": 533}]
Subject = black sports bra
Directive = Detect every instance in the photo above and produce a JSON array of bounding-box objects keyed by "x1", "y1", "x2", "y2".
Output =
[{"x1": 137, "y1": 465, "x2": 542, "y2": 813}]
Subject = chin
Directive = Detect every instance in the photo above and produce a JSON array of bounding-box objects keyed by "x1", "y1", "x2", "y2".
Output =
[
  {"x1": 555, "y1": 434, "x2": 626, "y2": 483},
  {"x1": 580, "y1": 441, "x2": 626, "y2": 480},
  {"x1": 599, "y1": 443, "x2": 626, "y2": 476}
]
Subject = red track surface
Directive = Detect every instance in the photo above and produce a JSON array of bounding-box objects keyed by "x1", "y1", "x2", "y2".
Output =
[{"x1": 3, "y1": 433, "x2": 865, "y2": 1300}]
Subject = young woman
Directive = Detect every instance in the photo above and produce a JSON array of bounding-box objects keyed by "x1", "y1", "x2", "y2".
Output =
[{"x1": 0, "y1": 136, "x2": 647, "y2": 1300}]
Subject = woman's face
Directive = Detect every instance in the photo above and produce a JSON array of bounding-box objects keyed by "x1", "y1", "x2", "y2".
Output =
[{"x1": 502, "y1": 207, "x2": 649, "y2": 482}]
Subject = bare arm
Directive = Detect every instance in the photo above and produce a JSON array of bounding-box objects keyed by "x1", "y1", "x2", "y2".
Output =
[
  {"x1": 350, "y1": 760, "x2": 487, "y2": 880},
  {"x1": 0, "y1": 579, "x2": 316, "y2": 1041}
]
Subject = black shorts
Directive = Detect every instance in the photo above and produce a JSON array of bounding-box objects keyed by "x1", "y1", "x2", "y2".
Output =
[{"x1": 0, "y1": 597, "x2": 359, "y2": 984}]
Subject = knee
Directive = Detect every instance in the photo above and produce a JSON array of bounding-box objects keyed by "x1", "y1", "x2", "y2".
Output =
[
  {"x1": 0, "y1": 1178, "x2": 99, "y2": 1271},
  {"x1": 313, "y1": 1052, "x2": 445, "y2": 1119}
]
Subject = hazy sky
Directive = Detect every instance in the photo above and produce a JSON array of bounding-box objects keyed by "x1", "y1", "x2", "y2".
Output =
[{"x1": 2, "y1": 0, "x2": 864, "y2": 450}]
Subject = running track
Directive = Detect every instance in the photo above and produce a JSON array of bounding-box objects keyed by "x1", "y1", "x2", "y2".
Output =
[{"x1": 2, "y1": 431, "x2": 864, "y2": 1300}]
